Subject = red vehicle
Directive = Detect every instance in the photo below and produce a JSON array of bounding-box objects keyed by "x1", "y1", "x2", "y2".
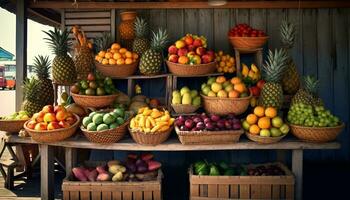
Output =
[{"x1": 0, "y1": 66, "x2": 16, "y2": 90}]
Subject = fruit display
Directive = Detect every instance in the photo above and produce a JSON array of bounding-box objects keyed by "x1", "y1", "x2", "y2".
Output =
[
  {"x1": 94, "y1": 32, "x2": 113, "y2": 53},
  {"x1": 71, "y1": 153, "x2": 161, "y2": 182},
  {"x1": 288, "y1": 103, "x2": 341, "y2": 127},
  {"x1": 70, "y1": 72, "x2": 117, "y2": 96},
  {"x1": 201, "y1": 76, "x2": 249, "y2": 98},
  {"x1": 175, "y1": 113, "x2": 241, "y2": 132},
  {"x1": 258, "y1": 49, "x2": 289, "y2": 109},
  {"x1": 228, "y1": 24, "x2": 266, "y2": 37},
  {"x1": 291, "y1": 76, "x2": 323, "y2": 106},
  {"x1": 95, "y1": 42, "x2": 139, "y2": 65},
  {"x1": 215, "y1": 51, "x2": 235, "y2": 73},
  {"x1": 242, "y1": 106, "x2": 289, "y2": 137},
  {"x1": 280, "y1": 20, "x2": 300, "y2": 95},
  {"x1": 25, "y1": 105, "x2": 77, "y2": 131},
  {"x1": 172, "y1": 86, "x2": 201, "y2": 106},
  {"x1": 81, "y1": 108, "x2": 128, "y2": 131},
  {"x1": 118, "y1": 11, "x2": 137, "y2": 41},
  {"x1": 22, "y1": 55, "x2": 54, "y2": 116},
  {"x1": 139, "y1": 28, "x2": 169, "y2": 75},
  {"x1": 167, "y1": 34, "x2": 215, "y2": 65},
  {"x1": 241, "y1": 63, "x2": 261, "y2": 83},
  {"x1": 43, "y1": 27, "x2": 77, "y2": 85},
  {"x1": 71, "y1": 25, "x2": 94, "y2": 80},
  {"x1": 129, "y1": 107, "x2": 174, "y2": 133},
  {"x1": 132, "y1": 17, "x2": 150, "y2": 57},
  {"x1": 0, "y1": 111, "x2": 30, "y2": 120}
]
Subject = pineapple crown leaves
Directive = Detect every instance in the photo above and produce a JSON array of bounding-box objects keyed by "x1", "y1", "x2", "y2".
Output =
[
  {"x1": 263, "y1": 48, "x2": 289, "y2": 83},
  {"x1": 280, "y1": 19, "x2": 296, "y2": 49},
  {"x1": 33, "y1": 55, "x2": 51, "y2": 79},
  {"x1": 94, "y1": 32, "x2": 112, "y2": 53},
  {"x1": 22, "y1": 77, "x2": 40, "y2": 101},
  {"x1": 302, "y1": 75, "x2": 320, "y2": 95},
  {"x1": 134, "y1": 17, "x2": 149, "y2": 38},
  {"x1": 43, "y1": 27, "x2": 71, "y2": 56},
  {"x1": 150, "y1": 28, "x2": 169, "y2": 52}
]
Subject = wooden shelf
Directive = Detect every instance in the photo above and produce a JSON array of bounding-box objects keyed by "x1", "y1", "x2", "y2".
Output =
[
  {"x1": 172, "y1": 73, "x2": 223, "y2": 78},
  {"x1": 112, "y1": 74, "x2": 171, "y2": 80}
]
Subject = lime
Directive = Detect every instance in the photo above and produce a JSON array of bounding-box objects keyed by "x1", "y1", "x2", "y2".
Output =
[{"x1": 87, "y1": 123, "x2": 97, "y2": 131}]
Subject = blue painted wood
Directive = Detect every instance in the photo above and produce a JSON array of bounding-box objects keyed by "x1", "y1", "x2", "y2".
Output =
[
  {"x1": 198, "y1": 9, "x2": 214, "y2": 49},
  {"x1": 184, "y1": 9, "x2": 198, "y2": 34},
  {"x1": 213, "y1": 9, "x2": 230, "y2": 53},
  {"x1": 302, "y1": 9, "x2": 318, "y2": 76},
  {"x1": 267, "y1": 9, "x2": 285, "y2": 50},
  {"x1": 287, "y1": 9, "x2": 303, "y2": 74}
]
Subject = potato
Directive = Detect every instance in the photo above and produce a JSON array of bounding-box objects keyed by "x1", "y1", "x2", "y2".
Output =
[
  {"x1": 72, "y1": 167, "x2": 87, "y2": 181},
  {"x1": 112, "y1": 171, "x2": 123, "y2": 182},
  {"x1": 87, "y1": 169, "x2": 98, "y2": 182},
  {"x1": 96, "y1": 173, "x2": 110, "y2": 181},
  {"x1": 107, "y1": 160, "x2": 120, "y2": 168},
  {"x1": 96, "y1": 166, "x2": 107, "y2": 174}
]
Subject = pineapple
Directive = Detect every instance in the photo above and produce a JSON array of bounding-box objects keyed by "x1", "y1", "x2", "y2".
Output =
[
  {"x1": 21, "y1": 78, "x2": 42, "y2": 116},
  {"x1": 292, "y1": 76, "x2": 323, "y2": 106},
  {"x1": 258, "y1": 49, "x2": 289, "y2": 109},
  {"x1": 32, "y1": 55, "x2": 54, "y2": 106},
  {"x1": 132, "y1": 17, "x2": 150, "y2": 57},
  {"x1": 139, "y1": 29, "x2": 168, "y2": 75},
  {"x1": 43, "y1": 28, "x2": 77, "y2": 85},
  {"x1": 280, "y1": 19, "x2": 300, "y2": 95},
  {"x1": 94, "y1": 32, "x2": 112, "y2": 53}
]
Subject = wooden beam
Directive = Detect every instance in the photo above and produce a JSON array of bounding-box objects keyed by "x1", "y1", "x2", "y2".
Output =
[
  {"x1": 15, "y1": 0, "x2": 27, "y2": 111},
  {"x1": 40, "y1": 144, "x2": 54, "y2": 200},
  {"x1": 29, "y1": 1, "x2": 350, "y2": 9},
  {"x1": 292, "y1": 149, "x2": 303, "y2": 200}
]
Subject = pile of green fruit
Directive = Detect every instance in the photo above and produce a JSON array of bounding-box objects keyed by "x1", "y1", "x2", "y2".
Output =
[
  {"x1": 172, "y1": 86, "x2": 201, "y2": 106},
  {"x1": 288, "y1": 103, "x2": 341, "y2": 127},
  {"x1": 82, "y1": 108, "x2": 128, "y2": 131},
  {"x1": 193, "y1": 160, "x2": 247, "y2": 176},
  {"x1": 70, "y1": 72, "x2": 117, "y2": 96},
  {"x1": 0, "y1": 111, "x2": 30, "y2": 120}
]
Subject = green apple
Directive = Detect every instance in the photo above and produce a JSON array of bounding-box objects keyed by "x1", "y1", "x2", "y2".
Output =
[
  {"x1": 280, "y1": 124, "x2": 290, "y2": 135},
  {"x1": 223, "y1": 81, "x2": 231, "y2": 88},
  {"x1": 190, "y1": 90, "x2": 198, "y2": 98},
  {"x1": 242, "y1": 120, "x2": 250, "y2": 131},
  {"x1": 272, "y1": 116, "x2": 283, "y2": 128},
  {"x1": 201, "y1": 83, "x2": 207, "y2": 90},
  {"x1": 224, "y1": 84, "x2": 234, "y2": 92},
  {"x1": 270, "y1": 127, "x2": 282, "y2": 137},
  {"x1": 260, "y1": 129, "x2": 271, "y2": 137},
  {"x1": 207, "y1": 77, "x2": 216, "y2": 85},
  {"x1": 202, "y1": 86, "x2": 211, "y2": 95}
]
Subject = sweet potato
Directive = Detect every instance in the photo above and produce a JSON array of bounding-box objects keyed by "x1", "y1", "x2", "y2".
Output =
[
  {"x1": 87, "y1": 169, "x2": 98, "y2": 182},
  {"x1": 83, "y1": 168, "x2": 90, "y2": 178},
  {"x1": 148, "y1": 161, "x2": 162, "y2": 171},
  {"x1": 96, "y1": 173, "x2": 110, "y2": 181},
  {"x1": 72, "y1": 167, "x2": 87, "y2": 181},
  {"x1": 96, "y1": 165, "x2": 107, "y2": 174}
]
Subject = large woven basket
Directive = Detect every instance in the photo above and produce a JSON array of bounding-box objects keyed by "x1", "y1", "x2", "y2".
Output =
[
  {"x1": 228, "y1": 36, "x2": 268, "y2": 49},
  {"x1": 95, "y1": 60, "x2": 138, "y2": 78},
  {"x1": 175, "y1": 126, "x2": 244, "y2": 145},
  {"x1": 24, "y1": 114, "x2": 80, "y2": 143},
  {"x1": 166, "y1": 60, "x2": 217, "y2": 76},
  {"x1": 246, "y1": 132, "x2": 286, "y2": 144},
  {"x1": 71, "y1": 93, "x2": 118, "y2": 108},
  {"x1": 171, "y1": 104, "x2": 200, "y2": 114},
  {"x1": 290, "y1": 123, "x2": 345, "y2": 143},
  {"x1": 80, "y1": 115, "x2": 132, "y2": 143},
  {"x1": 0, "y1": 119, "x2": 28, "y2": 133},
  {"x1": 201, "y1": 94, "x2": 251, "y2": 115},
  {"x1": 128, "y1": 126, "x2": 173, "y2": 146}
]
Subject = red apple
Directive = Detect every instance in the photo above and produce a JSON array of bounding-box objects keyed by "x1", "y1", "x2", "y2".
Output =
[
  {"x1": 54, "y1": 105, "x2": 66, "y2": 113},
  {"x1": 65, "y1": 116, "x2": 77, "y2": 125},
  {"x1": 187, "y1": 44, "x2": 196, "y2": 51},
  {"x1": 168, "y1": 54, "x2": 179, "y2": 63},
  {"x1": 256, "y1": 80, "x2": 266, "y2": 89},
  {"x1": 249, "y1": 86, "x2": 260, "y2": 96},
  {"x1": 206, "y1": 50, "x2": 215, "y2": 58},
  {"x1": 36, "y1": 111, "x2": 45, "y2": 123},
  {"x1": 43, "y1": 113, "x2": 56, "y2": 123},
  {"x1": 184, "y1": 35, "x2": 194, "y2": 45},
  {"x1": 59, "y1": 121, "x2": 70, "y2": 128},
  {"x1": 195, "y1": 47, "x2": 206, "y2": 56},
  {"x1": 193, "y1": 39, "x2": 202, "y2": 47},
  {"x1": 87, "y1": 73, "x2": 95, "y2": 81},
  {"x1": 56, "y1": 111, "x2": 67, "y2": 121},
  {"x1": 34, "y1": 122, "x2": 48, "y2": 131},
  {"x1": 201, "y1": 54, "x2": 212, "y2": 64},
  {"x1": 26, "y1": 120, "x2": 37, "y2": 129},
  {"x1": 187, "y1": 51, "x2": 196, "y2": 58},
  {"x1": 47, "y1": 121, "x2": 61, "y2": 130},
  {"x1": 42, "y1": 105, "x2": 54, "y2": 113},
  {"x1": 168, "y1": 45, "x2": 178, "y2": 55},
  {"x1": 177, "y1": 48, "x2": 188, "y2": 57}
]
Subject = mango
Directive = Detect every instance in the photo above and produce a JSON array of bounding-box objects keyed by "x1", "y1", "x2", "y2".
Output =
[
  {"x1": 180, "y1": 86, "x2": 190, "y2": 96},
  {"x1": 182, "y1": 93, "x2": 192, "y2": 105}
]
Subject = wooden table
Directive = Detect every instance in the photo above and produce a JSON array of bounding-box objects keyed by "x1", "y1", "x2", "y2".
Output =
[{"x1": 0, "y1": 134, "x2": 341, "y2": 200}]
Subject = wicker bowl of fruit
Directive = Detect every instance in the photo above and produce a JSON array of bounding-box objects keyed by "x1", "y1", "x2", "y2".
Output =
[
  {"x1": 289, "y1": 123, "x2": 345, "y2": 143},
  {"x1": 166, "y1": 61, "x2": 217, "y2": 76},
  {"x1": 171, "y1": 86, "x2": 201, "y2": 114},
  {"x1": 228, "y1": 24, "x2": 268, "y2": 49},
  {"x1": 0, "y1": 111, "x2": 30, "y2": 133}
]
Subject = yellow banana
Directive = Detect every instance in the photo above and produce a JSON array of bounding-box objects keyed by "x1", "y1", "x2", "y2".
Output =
[
  {"x1": 145, "y1": 118, "x2": 151, "y2": 128},
  {"x1": 159, "y1": 125, "x2": 169, "y2": 132},
  {"x1": 151, "y1": 125, "x2": 161, "y2": 133},
  {"x1": 130, "y1": 118, "x2": 135, "y2": 129},
  {"x1": 242, "y1": 63, "x2": 249, "y2": 77},
  {"x1": 248, "y1": 70, "x2": 255, "y2": 79},
  {"x1": 148, "y1": 116, "x2": 156, "y2": 127},
  {"x1": 251, "y1": 64, "x2": 259, "y2": 73},
  {"x1": 144, "y1": 127, "x2": 151, "y2": 133},
  {"x1": 151, "y1": 110, "x2": 162, "y2": 119},
  {"x1": 139, "y1": 116, "x2": 145, "y2": 127},
  {"x1": 160, "y1": 114, "x2": 170, "y2": 122},
  {"x1": 169, "y1": 118, "x2": 175, "y2": 125},
  {"x1": 138, "y1": 107, "x2": 147, "y2": 114},
  {"x1": 156, "y1": 121, "x2": 168, "y2": 126},
  {"x1": 142, "y1": 108, "x2": 152, "y2": 116}
]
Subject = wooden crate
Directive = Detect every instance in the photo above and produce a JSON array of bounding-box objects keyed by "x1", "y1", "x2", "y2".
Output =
[
  {"x1": 189, "y1": 163, "x2": 294, "y2": 200},
  {"x1": 62, "y1": 170, "x2": 163, "y2": 200}
]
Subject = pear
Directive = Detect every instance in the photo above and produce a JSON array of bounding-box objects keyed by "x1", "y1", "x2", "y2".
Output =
[
  {"x1": 190, "y1": 90, "x2": 198, "y2": 98},
  {"x1": 192, "y1": 96, "x2": 201, "y2": 106},
  {"x1": 180, "y1": 86, "x2": 190, "y2": 96},
  {"x1": 172, "y1": 90, "x2": 180, "y2": 97},
  {"x1": 172, "y1": 93, "x2": 181, "y2": 104},
  {"x1": 182, "y1": 93, "x2": 192, "y2": 105}
]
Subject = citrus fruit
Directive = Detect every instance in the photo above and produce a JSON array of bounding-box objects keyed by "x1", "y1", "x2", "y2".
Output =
[
  {"x1": 216, "y1": 76, "x2": 226, "y2": 84},
  {"x1": 258, "y1": 117, "x2": 271, "y2": 129},
  {"x1": 254, "y1": 106, "x2": 265, "y2": 117},
  {"x1": 246, "y1": 114, "x2": 258, "y2": 125},
  {"x1": 234, "y1": 83, "x2": 247, "y2": 93},
  {"x1": 230, "y1": 77, "x2": 241, "y2": 85},
  {"x1": 228, "y1": 90, "x2": 240, "y2": 98},
  {"x1": 249, "y1": 124, "x2": 260, "y2": 135},
  {"x1": 265, "y1": 107, "x2": 277, "y2": 118}
]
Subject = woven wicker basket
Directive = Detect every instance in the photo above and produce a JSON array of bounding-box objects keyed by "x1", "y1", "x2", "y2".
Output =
[
  {"x1": 201, "y1": 94, "x2": 251, "y2": 115},
  {"x1": 166, "y1": 60, "x2": 217, "y2": 76},
  {"x1": 95, "y1": 60, "x2": 138, "y2": 78},
  {"x1": 0, "y1": 119, "x2": 28, "y2": 133},
  {"x1": 71, "y1": 93, "x2": 118, "y2": 108},
  {"x1": 81, "y1": 115, "x2": 132, "y2": 143},
  {"x1": 128, "y1": 126, "x2": 173, "y2": 146},
  {"x1": 171, "y1": 104, "x2": 200, "y2": 114},
  {"x1": 175, "y1": 126, "x2": 244, "y2": 145},
  {"x1": 24, "y1": 114, "x2": 80, "y2": 143},
  {"x1": 228, "y1": 36, "x2": 268, "y2": 49},
  {"x1": 246, "y1": 132, "x2": 286, "y2": 144},
  {"x1": 290, "y1": 123, "x2": 344, "y2": 143}
]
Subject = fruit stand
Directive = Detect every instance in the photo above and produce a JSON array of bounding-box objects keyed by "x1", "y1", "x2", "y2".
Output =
[{"x1": 1, "y1": 1, "x2": 350, "y2": 200}]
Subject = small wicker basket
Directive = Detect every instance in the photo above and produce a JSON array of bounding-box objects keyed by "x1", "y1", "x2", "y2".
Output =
[
  {"x1": 228, "y1": 36, "x2": 268, "y2": 49},
  {"x1": 166, "y1": 60, "x2": 217, "y2": 76},
  {"x1": 71, "y1": 93, "x2": 118, "y2": 108},
  {"x1": 201, "y1": 94, "x2": 251, "y2": 115},
  {"x1": 290, "y1": 123, "x2": 344, "y2": 143},
  {"x1": 0, "y1": 119, "x2": 28, "y2": 133},
  {"x1": 246, "y1": 132, "x2": 286, "y2": 144},
  {"x1": 24, "y1": 114, "x2": 80, "y2": 143},
  {"x1": 175, "y1": 126, "x2": 244, "y2": 145},
  {"x1": 128, "y1": 126, "x2": 173, "y2": 146},
  {"x1": 171, "y1": 104, "x2": 200, "y2": 114},
  {"x1": 95, "y1": 60, "x2": 138, "y2": 78}
]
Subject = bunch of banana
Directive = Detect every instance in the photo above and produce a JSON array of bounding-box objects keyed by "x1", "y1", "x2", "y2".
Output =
[
  {"x1": 241, "y1": 63, "x2": 260, "y2": 81},
  {"x1": 130, "y1": 107, "x2": 174, "y2": 133}
]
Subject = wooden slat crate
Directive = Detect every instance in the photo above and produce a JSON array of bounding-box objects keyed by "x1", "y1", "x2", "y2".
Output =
[
  {"x1": 189, "y1": 163, "x2": 294, "y2": 200},
  {"x1": 62, "y1": 170, "x2": 163, "y2": 200}
]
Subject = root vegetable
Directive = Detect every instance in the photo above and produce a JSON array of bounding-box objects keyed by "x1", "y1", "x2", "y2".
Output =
[
  {"x1": 96, "y1": 173, "x2": 110, "y2": 181},
  {"x1": 87, "y1": 169, "x2": 98, "y2": 181},
  {"x1": 72, "y1": 167, "x2": 87, "y2": 181}
]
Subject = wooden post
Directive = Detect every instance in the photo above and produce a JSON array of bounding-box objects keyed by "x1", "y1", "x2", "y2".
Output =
[
  {"x1": 40, "y1": 144, "x2": 54, "y2": 200},
  {"x1": 15, "y1": 0, "x2": 28, "y2": 111},
  {"x1": 292, "y1": 149, "x2": 303, "y2": 200},
  {"x1": 65, "y1": 147, "x2": 76, "y2": 176}
]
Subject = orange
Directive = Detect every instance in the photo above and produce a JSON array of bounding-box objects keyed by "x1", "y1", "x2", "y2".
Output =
[
  {"x1": 125, "y1": 51, "x2": 133, "y2": 58},
  {"x1": 178, "y1": 56, "x2": 189, "y2": 64},
  {"x1": 95, "y1": 55, "x2": 102, "y2": 62},
  {"x1": 117, "y1": 58, "x2": 125, "y2": 65},
  {"x1": 119, "y1": 48, "x2": 127, "y2": 54},
  {"x1": 98, "y1": 51, "x2": 106, "y2": 58},
  {"x1": 216, "y1": 76, "x2": 226, "y2": 84},
  {"x1": 110, "y1": 49, "x2": 116, "y2": 54},
  {"x1": 246, "y1": 114, "x2": 258, "y2": 125},
  {"x1": 109, "y1": 59, "x2": 116, "y2": 65},
  {"x1": 254, "y1": 106, "x2": 265, "y2": 117},
  {"x1": 230, "y1": 77, "x2": 241, "y2": 85},
  {"x1": 265, "y1": 107, "x2": 277, "y2": 118},
  {"x1": 228, "y1": 90, "x2": 240, "y2": 98},
  {"x1": 105, "y1": 52, "x2": 113, "y2": 59},
  {"x1": 249, "y1": 124, "x2": 260, "y2": 135},
  {"x1": 125, "y1": 58, "x2": 133, "y2": 65},
  {"x1": 107, "y1": 48, "x2": 111, "y2": 52},
  {"x1": 258, "y1": 117, "x2": 271, "y2": 129},
  {"x1": 234, "y1": 83, "x2": 247, "y2": 93},
  {"x1": 113, "y1": 52, "x2": 122, "y2": 60},
  {"x1": 132, "y1": 53, "x2": 139, "y2": 60},
  {"x1": 111, "y1": 43, "x2": 121, "y2": 50},
  {"x1": 102, "y1": 58, "x2": 109, "y2": 65}
]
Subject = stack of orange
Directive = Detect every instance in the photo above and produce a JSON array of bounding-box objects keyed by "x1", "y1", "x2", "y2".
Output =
[{"x1": 95, "y1": 43, "x2": 139, "y2": 65}]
